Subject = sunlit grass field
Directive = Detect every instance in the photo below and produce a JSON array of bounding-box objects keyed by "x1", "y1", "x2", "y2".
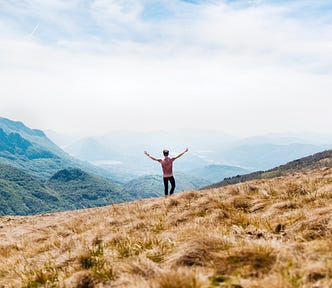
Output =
[{"x1": 0, "y1": 168, "x2": 331, "y2": 287}]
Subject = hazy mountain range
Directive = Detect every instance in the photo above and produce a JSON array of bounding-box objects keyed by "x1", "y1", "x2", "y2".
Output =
[
  {"x1": 1, "y1": 116, "x2": 332, "y2": 216},
  {"x1": 47, "y1": 129, "x2": 332, "y2": 179}
]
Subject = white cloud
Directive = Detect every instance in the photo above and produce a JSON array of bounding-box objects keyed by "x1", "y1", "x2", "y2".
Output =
[
  {"x1": 0, "y1": 0, "x2": 331, "y2": 136},
  {"x1": 91, "y1": 0, "x2": 144, "y2": 28}
]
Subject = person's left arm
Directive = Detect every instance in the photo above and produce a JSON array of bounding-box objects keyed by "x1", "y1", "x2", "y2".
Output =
[{"x1": 173, "y1": 148, "x2": 189, "y2": 160}]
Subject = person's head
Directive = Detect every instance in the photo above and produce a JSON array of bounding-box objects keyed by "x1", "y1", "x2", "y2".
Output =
[{"x1": 163, "y1": 149, "x2": 169, "y2": 157}]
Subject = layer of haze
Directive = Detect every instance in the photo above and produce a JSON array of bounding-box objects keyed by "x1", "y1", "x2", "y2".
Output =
[{"x1": 0, "y1": 0, "x2": 331, "y2": 137}]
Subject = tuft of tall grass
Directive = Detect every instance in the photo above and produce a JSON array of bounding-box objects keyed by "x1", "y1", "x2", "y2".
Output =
[
  {"x1": 22, "y1": 261, "x2": 59, "y2": 288},
  {"x1": 153, "y1": 268, "x2": 207, "y2": 288},
  {"x1": 214, "y1": 244, "x2": 277, "y2": 279},
  {"x1": 79, "y1": 238, "x2": 115, "y2": 281}
]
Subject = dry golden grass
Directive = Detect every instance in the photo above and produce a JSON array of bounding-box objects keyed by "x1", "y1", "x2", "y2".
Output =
[{"x1": 0, "y1": 167, "x2": 332, "y2": 287}]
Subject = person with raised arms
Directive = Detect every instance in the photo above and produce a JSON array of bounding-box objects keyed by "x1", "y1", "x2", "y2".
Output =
[{"x1": 144, "y1": 148, "x2": 189, "y2": 197}]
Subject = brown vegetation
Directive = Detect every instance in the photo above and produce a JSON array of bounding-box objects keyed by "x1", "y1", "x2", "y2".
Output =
[{"x1": 0, "y1": 168, "x2": 332, "y2": 287}]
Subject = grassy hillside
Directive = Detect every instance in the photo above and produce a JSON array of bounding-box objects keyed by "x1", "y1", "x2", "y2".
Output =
[
  {"x1": 0, "y1": 167, "x2": 331, "y2": 287},
  {"x1": 121, "y1": 173, "x2": 210, "y2": 200},
  {"x1": 206, "y1": 149, "x2": 332, "y2": 189},
  {"x1": 46, "y1": 168, "x2": 127, "y2": 209},
  {"x1": 0, "y1": 164, "x2": 127, "y2": 216},
  {"x1": 0, "y1": 163, "x2": 70, "y2": 216}
]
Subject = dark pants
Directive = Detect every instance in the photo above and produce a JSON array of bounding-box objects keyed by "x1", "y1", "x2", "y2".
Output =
[{"x1": 163, "y1": 176, "x2": 176, "y2": 196}]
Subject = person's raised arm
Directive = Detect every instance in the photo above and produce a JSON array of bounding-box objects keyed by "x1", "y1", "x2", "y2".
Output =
[
  {"x1": 144, "y1": 151, "x2": 160, "y2": 161},
  {"x1": 173, "y1": 148, "x2": 189, "y2": 160}
]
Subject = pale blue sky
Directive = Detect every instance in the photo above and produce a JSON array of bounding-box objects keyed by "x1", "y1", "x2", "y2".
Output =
[{"x1": 0, "y1": 0, "x2": 331, "y2": 136}]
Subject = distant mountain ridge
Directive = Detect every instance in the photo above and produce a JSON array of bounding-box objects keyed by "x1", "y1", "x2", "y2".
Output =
[
  {"x1": 0, "y1": 117, "x2": 116, "y2": 181},
  {"x1": 0, "y1": 127, "x2": 59, "y2": 160},
  {"x1": 55, "y1": 129, "x2": 236, "y2": 180},
  {"x1": 51, "y1": 129, "x2": 332, "y2": 180},
  {"x1": 217, "y1": 142, "x2": 331, "y2": 170},
  {"x1": 205, "y1": 149, "x2": 332, "y2": 189},
  {"x1": 189, "y1": 164, "x2": 249, "y2": 183},
  {"x1": 0, "y1": 117, "x2": 45, "y2": 137}
]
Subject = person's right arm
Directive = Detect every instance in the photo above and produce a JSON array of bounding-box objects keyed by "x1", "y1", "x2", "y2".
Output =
[{"x1": 144, "y1": 151, "x2": 160, "y2": 161}]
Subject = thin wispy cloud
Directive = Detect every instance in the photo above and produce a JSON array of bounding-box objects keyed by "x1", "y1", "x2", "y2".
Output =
[
  {"x1": 29, "y1": 23, "x2": 39, "y2": 38},
  {"x1": 0, "y1": 0, "x2": 331, "y2": 136}
]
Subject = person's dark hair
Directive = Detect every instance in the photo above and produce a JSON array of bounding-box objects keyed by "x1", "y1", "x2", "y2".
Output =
[{"x1": 163, "y1": 149, "x2": 169, "y2": 156}]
